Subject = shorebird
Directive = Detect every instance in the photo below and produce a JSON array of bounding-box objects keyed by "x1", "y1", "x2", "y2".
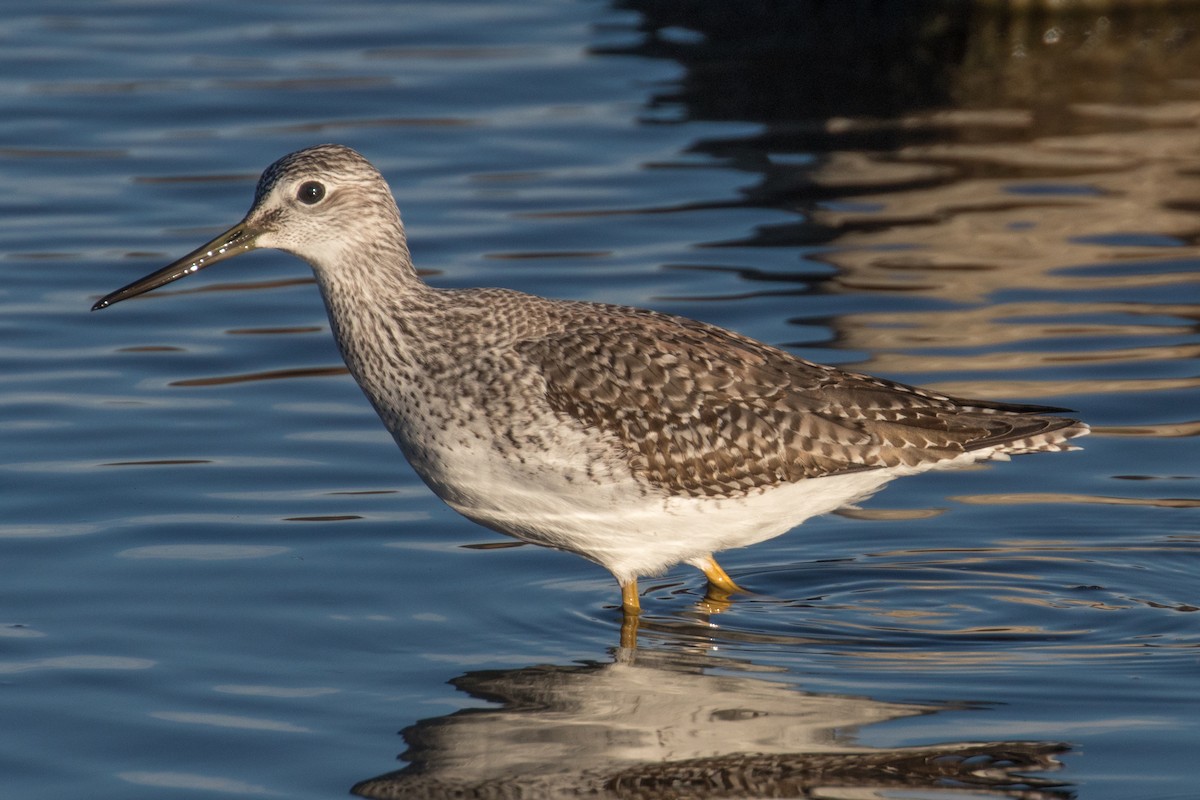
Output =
[{"x1": 94, "y1": 144, "x2": 1088, "y2": 618}]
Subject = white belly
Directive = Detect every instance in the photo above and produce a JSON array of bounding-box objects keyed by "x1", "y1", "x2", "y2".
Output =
[
  {"x1": 438, "y1": 447, "x2": 895, "y2": 584},
  {"x1": 385, "y1": 390, "x2": 901, "y2": 584}
]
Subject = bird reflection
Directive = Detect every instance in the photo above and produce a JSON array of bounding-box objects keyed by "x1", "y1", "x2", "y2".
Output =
[{"x1": 352, "y1": 648, "x2": 1071, "y2": 799}]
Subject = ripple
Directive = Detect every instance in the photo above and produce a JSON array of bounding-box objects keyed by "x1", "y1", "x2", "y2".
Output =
[
  {"x1": 0, "y1": 655, "x2": 155, "y2": 674},
  {"x1": 0, "y1": 522, "x2": 101, "y2": 539},
  {"x1": 213, "y1": 684, "x2": 340, "y2": 698},
  {"x1": 0, "y1": 624, "x2": 45, "y2": 638},
  {"x1": 149, "y1": 711, "x2": 311, "y2": 733},
  {"x1": 117, "y1": 772, "x2": 280, "y2": 795},
  {"x1": 169, "y1": 365, "x2": 348, "y2": 387},
  {"x1": 118, "y1": 544, "x2": 291, "y2": 560},
  {"x1": 101, "y1": 459, "x2": 212, "y2": 467},
  {"x1": 952, "y1": 492, "x2": 1200, "y2": 509}
]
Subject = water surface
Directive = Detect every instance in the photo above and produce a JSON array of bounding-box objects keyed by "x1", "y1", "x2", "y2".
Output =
[{"x1": 2, "y1": 2, "x2": 1197, "y2": 798}]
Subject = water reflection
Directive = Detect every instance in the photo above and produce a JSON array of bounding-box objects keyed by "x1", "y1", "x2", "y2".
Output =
[
  {"x1": 606, "y1": 2, "x2": 1200, "y2": 408},
  {"x1": 353, "y1": 647, "x2": 1069, "y2": 799},
  {"x1": 610, "y1": 2, "x2": 1200, "y2": 133}
]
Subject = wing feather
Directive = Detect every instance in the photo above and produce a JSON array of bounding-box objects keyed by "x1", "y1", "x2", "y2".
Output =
[{"x1": 515, "y1": 304, "x2": 1084, "y2": 498}]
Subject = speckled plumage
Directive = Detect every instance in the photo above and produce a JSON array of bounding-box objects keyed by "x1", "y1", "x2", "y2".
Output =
[{"x1": 94, "y1": 144, "x2": 1089, "y2": 615}]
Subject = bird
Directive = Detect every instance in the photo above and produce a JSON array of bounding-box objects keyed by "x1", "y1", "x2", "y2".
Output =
[{"x1": 93, "y1": 144, "x2": 1089, "y2": 619}]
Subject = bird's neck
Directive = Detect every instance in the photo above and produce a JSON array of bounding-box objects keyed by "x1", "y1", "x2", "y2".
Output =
[{"x1": 311, "y1": 238, "x2": 450, "y2": 397}]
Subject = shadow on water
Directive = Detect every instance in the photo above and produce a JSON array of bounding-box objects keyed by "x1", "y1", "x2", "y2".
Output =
[{"x1": 352, "y1": 645, "x2": 1071, "y2": 799}]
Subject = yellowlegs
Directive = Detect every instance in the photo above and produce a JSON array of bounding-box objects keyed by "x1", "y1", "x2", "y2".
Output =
[{"x1": 94, "y1": 144, "x2": 1088, "y2": 617}]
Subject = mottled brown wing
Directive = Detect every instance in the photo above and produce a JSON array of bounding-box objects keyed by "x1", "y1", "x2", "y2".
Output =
[{"x1": 517, "y1": 305, "x2": 1081, "y2": 498}]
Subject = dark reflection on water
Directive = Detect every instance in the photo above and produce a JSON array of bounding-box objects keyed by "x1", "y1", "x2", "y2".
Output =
[
  {"x1": 610, "y1": 2, "x2": 1200, "y2": 132},
  {"x1": 353, "y1": 646, "x2": 1070, "y2": 799},
  {"x1": 169, "y1": 365, "x2": 347, "y2": 387}
]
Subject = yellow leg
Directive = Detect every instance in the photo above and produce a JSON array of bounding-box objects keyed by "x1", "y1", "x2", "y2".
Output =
[
  {"x1": 618, "y1": 579, "x2": 641, "y2": 648},
  {"x1": 695, "y1": 555, "x2": 743, "y2": 594},
  {"x1": 620, "y1": 579, "x2": 641, "y2": 616},
  {"x1": 619, "y1": 612, "x2": 640, "y2": 649}
]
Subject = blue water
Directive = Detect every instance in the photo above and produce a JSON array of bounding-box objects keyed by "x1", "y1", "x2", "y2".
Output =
[{"x1": 3, "y1": 2, "x2": 1198, "y2": 797}]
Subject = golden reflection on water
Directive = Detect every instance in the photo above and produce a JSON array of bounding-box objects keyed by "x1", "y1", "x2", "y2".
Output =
[
  {"x1": 816, "y1": 129, "x2": 1199, "y2": 379},
  {"x1": 1100, "y1": 419, "x2": 1200, "y2": 437},
  {"x1": 953, "y1": 492, "x2": 1200, "y2": 508},
  {"x1": 809, "y1": 113, "x2": 1200, "y2": 413}
]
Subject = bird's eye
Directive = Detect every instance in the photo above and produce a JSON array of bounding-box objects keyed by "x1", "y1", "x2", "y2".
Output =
[{"x1": 296, "y1": 181, "x2": 326, "y2": 205}]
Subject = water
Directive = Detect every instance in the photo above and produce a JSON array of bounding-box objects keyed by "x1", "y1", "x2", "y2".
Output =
[{"x1": 2, "y1": 1, "x2": 1197, "y2": 797}]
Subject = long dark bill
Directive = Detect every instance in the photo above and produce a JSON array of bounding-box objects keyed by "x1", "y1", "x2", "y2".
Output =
[{"x1": 91, "y1": 222, "x2": 259, "y2": 311}]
